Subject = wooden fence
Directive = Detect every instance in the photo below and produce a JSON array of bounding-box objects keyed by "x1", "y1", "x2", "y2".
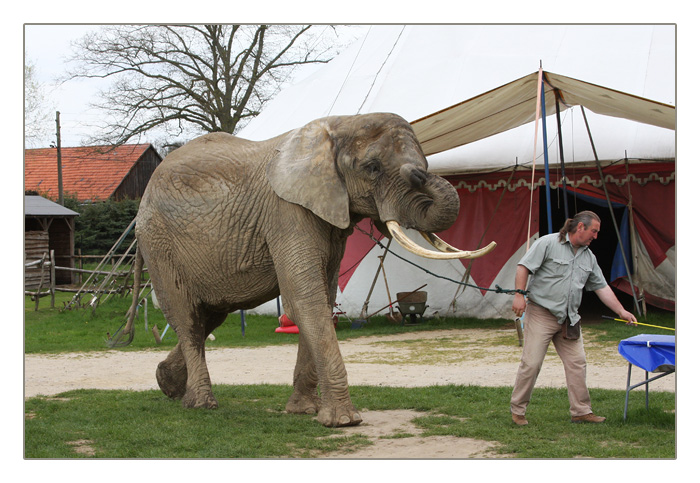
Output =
[
  {"x1": 25, "y1": 251, "x2": 56, "y2": 310},
  {"x1": 24, "y1": 251, "x2": 140, "y2": 310},
  {"x1": 25, "y1": 231, "x2": 50, "y2": 290}
]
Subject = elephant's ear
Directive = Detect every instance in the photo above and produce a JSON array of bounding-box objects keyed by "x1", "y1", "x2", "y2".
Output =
[{"x1": 266, "y1": 120, "x2": 351, "y2": 229}]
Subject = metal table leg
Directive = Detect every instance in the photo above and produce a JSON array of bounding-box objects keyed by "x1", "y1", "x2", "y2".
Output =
[
  {"x1": 623, "y1": 362, "x2": 675, "y2": 421},
  {"x1": 624, "y1": 363, "x2": 632, "y2": 420}
]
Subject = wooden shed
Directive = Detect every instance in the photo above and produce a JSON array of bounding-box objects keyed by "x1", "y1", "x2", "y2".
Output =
[
  {"x1": 24, "y1": 144, "x2": 162, "y2": 202},
  {"x1": 25, "y1": 195, "x2": 79, "y2": 287}
]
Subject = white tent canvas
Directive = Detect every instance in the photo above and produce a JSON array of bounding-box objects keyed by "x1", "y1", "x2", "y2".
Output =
[
  {"x1": 240, "y1": 24, "x2": 675, "y2": 319},
  {"x1": 241, "y1": 24, "x2": 674, "y2": 158}
]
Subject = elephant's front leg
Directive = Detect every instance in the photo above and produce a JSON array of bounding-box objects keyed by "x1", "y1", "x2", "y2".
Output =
[
  {"x1": 286, "y1": 303, "x2": 362, "y2": 427},
  {"x1": 283, "y1": 286, "x2": 362, "y2": 426},
  {"x1": 286, "y1": 266, "x2": 343, "y2": 416},
  {"x1": 285, "y1": 332, "x2": 321, "y2": 415},
  {"x1": 272, "y1": 217, "x2": 360, "y2": 426}
]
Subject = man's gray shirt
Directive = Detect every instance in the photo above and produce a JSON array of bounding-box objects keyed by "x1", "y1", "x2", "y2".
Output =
[{"x1": 519, "y1": 233, "x2": 608, "y2": 325}]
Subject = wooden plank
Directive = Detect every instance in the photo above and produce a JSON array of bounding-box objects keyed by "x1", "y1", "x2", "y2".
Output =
[{"x1": 25, "y1": 231, "x2": 50, "y2": 290}]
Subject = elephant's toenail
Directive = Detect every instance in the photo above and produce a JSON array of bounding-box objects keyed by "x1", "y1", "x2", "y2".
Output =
[{"x1": 339, "y1": 415, "x2": 350, "y2": 425}]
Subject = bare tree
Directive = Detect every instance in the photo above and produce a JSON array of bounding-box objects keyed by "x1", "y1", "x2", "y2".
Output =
[
  {"x1": 24, "y1": 55, "x2": 55, "y2": 147},
  {"x1": 65, "y1": 25, "x2": 351, "y2": 145}
]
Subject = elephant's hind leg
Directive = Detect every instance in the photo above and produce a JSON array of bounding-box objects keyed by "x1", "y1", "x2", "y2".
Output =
[
  {"x1": 177, "y1": 309, "x2": 227, "y2": 409},
  {"x1": 157, "y1": 309, "x2": 227, "y2": 401},
  {"x1": 156, "y1": 333, "x2": 217, "y2": 409},
  {"x1": 147, "y1": 268, "x2": 192, "y2": 401},
  {"x1": 156, "y1": 343, "x2": 187, "y2": 399},
  {"x1": 152, "y1": 278, "x2": 223, "y2": 408}
]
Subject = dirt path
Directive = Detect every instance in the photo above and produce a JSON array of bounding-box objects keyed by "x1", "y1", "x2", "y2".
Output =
[
  {"x1": 24, "y1": 328, "x2": 675, "y2": 458},
  {"x1": 24, "y1": 328, "x2": 675, "y2": 396}
]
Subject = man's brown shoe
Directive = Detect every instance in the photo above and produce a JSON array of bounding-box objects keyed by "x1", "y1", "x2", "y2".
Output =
[
  {"x1": 512, "y1": 413, "x2": 528, "y2": 426},
  {"x1": 571, "y1": 413, "x2": 606, "y2": 424}
]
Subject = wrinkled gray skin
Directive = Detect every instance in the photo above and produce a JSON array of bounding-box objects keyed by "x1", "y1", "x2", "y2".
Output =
[{"x1": 132, "y1": 113, "x2": 461, "y2": 427}]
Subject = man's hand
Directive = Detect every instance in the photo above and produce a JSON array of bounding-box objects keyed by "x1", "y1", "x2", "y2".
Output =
[
  {"x1": 512, "y1": 293, "x2": 527, "y2": 318},
  {"x1": 619, "y1": 309, "x2": 638, "y2": 325},
  {"x1": 512, "y1": 265, "x2": 529, "y2": 318}
]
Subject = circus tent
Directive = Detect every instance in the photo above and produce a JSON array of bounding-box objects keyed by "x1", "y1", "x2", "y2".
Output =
[{"x1": 240, "y1": 24, "x2": 676, "y2": 318}]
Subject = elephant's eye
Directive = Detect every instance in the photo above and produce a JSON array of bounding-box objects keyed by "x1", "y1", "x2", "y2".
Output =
[{"x1": 365, "y1": 160, "x2": 381, "y2": 176}]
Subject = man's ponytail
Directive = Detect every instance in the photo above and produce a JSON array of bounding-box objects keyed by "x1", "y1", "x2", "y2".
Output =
[{"x1": 558, "y1": 211, "x2": 601, "y2": 242}]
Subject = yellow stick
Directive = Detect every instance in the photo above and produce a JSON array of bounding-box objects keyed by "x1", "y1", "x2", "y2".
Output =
[{"x1": 601, "y1": 316, "x2": 675, "y2": 331}]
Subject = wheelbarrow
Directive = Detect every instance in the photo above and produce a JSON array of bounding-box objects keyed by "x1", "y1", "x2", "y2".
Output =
[{"x1": 396, "y1": 291, "x2": 428, "y2": 325}]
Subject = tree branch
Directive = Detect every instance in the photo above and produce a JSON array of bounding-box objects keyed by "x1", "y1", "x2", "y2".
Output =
[{"x1": 64, "y1": 24, "x2": 356, "y2": 146}]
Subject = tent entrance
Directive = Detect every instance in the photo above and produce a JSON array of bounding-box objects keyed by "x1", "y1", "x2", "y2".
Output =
[
  {"x1": 539, "y1": 186, "x2": 639, "y2": 315},
  {"x1": 539, "y1": 186, "x2": 627, "y2": 285}
]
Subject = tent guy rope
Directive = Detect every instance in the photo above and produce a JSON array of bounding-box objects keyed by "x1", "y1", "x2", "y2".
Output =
[
  {"x1": 526, "y1": 65, "x2": 544, "y2": 249},
  {"x1": 353, "y1": 223, "x2": 528, "y2": 296}
]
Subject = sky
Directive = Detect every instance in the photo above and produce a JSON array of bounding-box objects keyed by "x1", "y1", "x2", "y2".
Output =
[
  {"x1": 23, "y1": 24, "x2": 374, "y2": 148},
  {"x1": 15, "y1": 3, "x2": 699, "y2": 149},
  {"x1": 25, "y1": 24, "x2": 105, "y2": 147},
  {"x1": 23, "y1": 17, "x2": 695, "y2": 149}
]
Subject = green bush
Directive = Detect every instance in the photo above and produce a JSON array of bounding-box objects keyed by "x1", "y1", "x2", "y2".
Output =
[{"x1": 64, "y1": 197, "x2": 140, "y2": 255}]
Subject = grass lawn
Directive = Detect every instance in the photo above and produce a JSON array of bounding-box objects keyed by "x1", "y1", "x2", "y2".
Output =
[
  {"x1": 25, "y1": 291, "x2": 677, "y2": 353},
  {"x1": 25, "y1": 384, "x2": 675, "y2": 459},
  {"x1": 25, "y1": 291, "x2": 525, "y2": 353},
  {"x1": 24, "y1": 290, "x2": 677, "y2": 459}
]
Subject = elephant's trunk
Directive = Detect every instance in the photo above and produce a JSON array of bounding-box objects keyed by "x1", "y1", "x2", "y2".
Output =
[
  {"x1": 389, "y1": 166, "x2": 460, "y2": 234},
  {"x1": 413, "y1": 172, "x2": 461, "y2": 234},
  {"x1": 381, "y1": 165, "x2": 497, "y2": 260}
]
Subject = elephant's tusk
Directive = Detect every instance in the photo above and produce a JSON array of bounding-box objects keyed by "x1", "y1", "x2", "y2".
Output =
[
  {"x1": 420, "y1": 231, "x2": 461, "y2": 253},
  {"x1": 386, "y1": 221, "x2": 496, "y2": 260}
]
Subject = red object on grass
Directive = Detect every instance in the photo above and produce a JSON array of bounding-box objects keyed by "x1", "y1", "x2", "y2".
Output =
[
  {"x1": 275, "y1": 314, "x2": 300, "y2": 334},
  {"x1": 275, "y1": 313, "x2": 338, "y2": 334}
]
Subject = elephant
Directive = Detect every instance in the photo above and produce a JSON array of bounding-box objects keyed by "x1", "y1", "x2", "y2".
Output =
[{"x1": 125, "y1": 112, "x2": 496, "y2": 427}]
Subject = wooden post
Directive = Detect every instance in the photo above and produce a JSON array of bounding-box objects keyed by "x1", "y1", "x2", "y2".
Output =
[
  {"x1": 50, "y1": 250, "x2": 56, "y2": 308},
  {"x1": 55, "y1": 111, "x2": 64, "y2": 206},
  {"x1": 78, "y1": 248, "x2": 82, "y2": 285},
  {"x1": 35, "y1": 253, "x2": 46, "y2": 311}
]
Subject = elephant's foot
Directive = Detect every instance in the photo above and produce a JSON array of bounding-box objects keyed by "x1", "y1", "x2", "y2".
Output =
[
  {"x1": 317, "y1": 402, "x2": 363, "y2": 427},
  {"x1": 156, "y1": 359, "x2": 187, "y2": 400},
  {"x1": 285, "y1": 391, "x2": 321, "y2": 415},
  {"x1": 181, "y1": 385, "x2": 219, "y2": 409}
]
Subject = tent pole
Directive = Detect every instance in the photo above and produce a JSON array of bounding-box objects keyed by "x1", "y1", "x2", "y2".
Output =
[
  {"x1": 624, "y1": 155, "x2": 647, "y2": 317},
  {"x1": 360, "y1": 239, "x2": 392, "y2": 319},
  {"x1": 527, "y1": 67, "x2": 544, "y2": 250},
  {"x1": 580, "y1": 106, "x2": 642, "y2": 316},
  {"x1": 540, "y1": 76, "x2": 553, "y2": 234},
  {"x1": 554, "y1": 91, "x2": 570, "y2": 220}
]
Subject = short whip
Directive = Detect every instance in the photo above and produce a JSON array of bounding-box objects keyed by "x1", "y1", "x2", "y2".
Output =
[{"x1": 601, "y1": 316, "x2": 675, "y2": 331}]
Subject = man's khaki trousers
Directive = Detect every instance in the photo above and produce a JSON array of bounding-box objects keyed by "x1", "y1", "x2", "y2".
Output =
[{"x1": 510, "y1": 302, "x2": 592, "y2": 417}]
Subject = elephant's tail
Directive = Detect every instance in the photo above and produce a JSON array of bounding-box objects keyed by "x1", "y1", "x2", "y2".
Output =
[{"x1": 106, "y1": 245, "x2": 143, "y2": 348}]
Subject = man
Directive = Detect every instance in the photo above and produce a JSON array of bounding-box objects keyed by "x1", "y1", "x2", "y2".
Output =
[{"x1": 510, "y1": 210, "x2": 637, "y2": 426}]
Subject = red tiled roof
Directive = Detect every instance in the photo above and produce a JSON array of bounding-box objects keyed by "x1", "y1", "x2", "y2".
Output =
[{"x1": 24, "y1": 144, "x2": 153, "y2": 201}]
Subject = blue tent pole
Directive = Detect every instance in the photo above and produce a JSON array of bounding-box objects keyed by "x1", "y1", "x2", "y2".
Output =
[{"x1": 540, "y1": 78, "x2": 553, "y2": 233}]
